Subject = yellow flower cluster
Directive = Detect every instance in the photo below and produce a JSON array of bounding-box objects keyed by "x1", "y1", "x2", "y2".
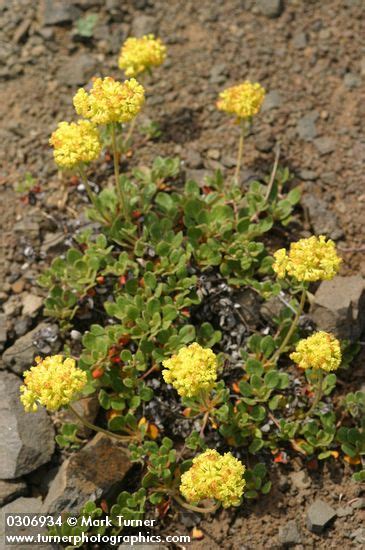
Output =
[
  {"x1": 180, "y1": 449, "x2": 246, "y2": 508},
  {"x1": 162, "y1": 343, "x2": 218, "y2": 398},
  {"x1": 49, "y1": 120, "x2": 101, "y2": 169},
  {"x1": 217, "y1": 81, "x2": 265, "y2": 120},
  {"x1": 73, "y1": 76, "x2": 145, "y2": 125},
  {"x1": 118, "y1": 34, "x2": 167, "y2": 77},
  {"x1": 20, "y1": 355, "x2": 88, "y2": 412},
  {"x1": 273, "y1": 235, "x2": 341, "y2": 282},
  {"x1": 290, "y1": 331, "x2": 342, "y2": 372}
]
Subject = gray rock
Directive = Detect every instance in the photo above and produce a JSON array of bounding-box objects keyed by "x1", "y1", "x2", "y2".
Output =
[
  {"x1": 21, "y1": 293, "x2": 43, "y2": 317},
  {"x1": 299, "y1": 169, "x2": 317, "y2": 181},
  {"x1": 350, "y1": 497, "x2": 365, "y2": 509},
  {"x1": 344, "y1": 72, "x2": 361, "y2": 89},
  {"x1": 306, "y1": 499, "x2": 336, "y2": 534},
  {"x1": 235, "y1": 289, "x2": 262, "y2": 327},
  {"x1": 57, "y1": 54, "x2": 99, "y2": 86},
  {"x1": 209, "y1": 63, "x2": 228, "y2": 84},
  {"x1": 0, "y1": 479, "x2": 27, "y2": 506},
  {"x1": 262, "y1": 90, "x2": 282, "y2": 111},
  {"x1": 106, "y1": 0, "x2": 125, "y2": 21},
  {"x1": 0, "y1": 372, "x2": 55, "y2": 479},
  {"x1": 289, "y1": 470, "x2": 311, "y2": 491},
  {"x1": 185, "y1": 149, "x2": 203, "y2": 169},
  {"x1": 257, "y1": 0, "x2": 283, "y2": 18},
  {"x1": 42, "y1": 434, "x2": 131, "y2": 513},
  {"x1": 292, "y1": 31, "x2": 307, "y2": 49},
  {"x1": 221, "y1": 155, "x2": 237, "y2": 168},
  {"x1": 57, "y1": 396, "x2": 99, "y2": 437},
  {"x1": 260, "y1": 296, "x2": 284, "y2": 322},
  {"x1": 302, "y1": 194, "x2": 343, "y2": 240},
  {"x1": 185, "y1": 169, "x2": 212, "y2": 185},
  {"x1": 131, "y1": 14, "x2": 158, "y2": 37},
  {"x1": 1, "y1": 497, "x2": 52, "y2": 550},
  {"x1": 40, "y1": 232, "x2": 65, "y2": 256},
  {"x1": 14, "y1": 318, "x2": 32, "y2": 338},
  {"x1": 350, "y1": 528, "x2": 365, "y2": 544},
  {"x1": 278, "y1": 520, "x2": 302, "y2": 545},
  {"x1": 311, "y1": 276, "x2": 365, "y2": 340},
  {"x1": 255, "y1": 135, "x2": 274, "y2": 153},
  {"x1": 297, "y1": 111, "x2": 318, "y2": 141},
  {"x1": 0, "y1": 314, "x2": 7, "y2": 352},
  {"x1": 336, "y1": 505, "x2": 353, "y2": 517},
  {"x1": 40, "y1": 0, "x2": 80, "y2": 26},
  {"x1": 2, "y1": 322, "x2": 59, "y2": 375},
  {"x1": 313, "y1": 136, "x2": 336, "y2": 155}
]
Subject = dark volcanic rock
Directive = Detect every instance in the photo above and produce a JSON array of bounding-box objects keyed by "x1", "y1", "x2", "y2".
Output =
[{"x1": 0, "y1": 372, "x2": 55, "y2": 479}]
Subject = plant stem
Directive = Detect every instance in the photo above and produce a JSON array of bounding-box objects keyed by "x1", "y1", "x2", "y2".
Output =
[
  {"x1": 78, "y1": 167, "x2": 98, "y2": 210},
  {"x1": 78, "y1": 167, "x2": 110, "y2": 225},
  {"x1": 111, "y1": 123, "x2": 128, "y2": 220},
  {"x1": 200, "y1": 410, "x2": 210, "y2": 437},
  {"x1": 271, "y1": 287, "x2": 307, "y2": 363},
  {"x1": 123, "y1": 117, "x2": 137, "y2": 150},
  {"x1": 68, "y1": 403, "x2": 134, "y2": 442},
  {"x1": 305, "y1": 370, "x2": 324, "y2": 417},
  {"x1": 172, "y1": 493, "x2": 219, "y2": 514},
  {"x1": 234, "y1": 122, "x2": 246, "y2": 184},
  {"x1": 263, "y1": 143, "x2": 281, "y2": 203}
]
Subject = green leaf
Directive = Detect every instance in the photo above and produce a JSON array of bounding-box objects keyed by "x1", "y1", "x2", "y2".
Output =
[
  {"x1": 261, "y1": 481, "x2": 272, "y2": 494},
  {"x1": 249, "y1": 439, "x2": 264, "y2": 454},
  {"x1": 246, "y1": 359, "x2": 264, "y2": 377},
  {"x1": 264, "y1": 370, "x2": 280, "y2": 389}
]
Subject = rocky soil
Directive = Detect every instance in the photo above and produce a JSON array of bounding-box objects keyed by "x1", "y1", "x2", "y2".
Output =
[{"x1": 0, "y1": 0, "x2": 364, "y2": 548}]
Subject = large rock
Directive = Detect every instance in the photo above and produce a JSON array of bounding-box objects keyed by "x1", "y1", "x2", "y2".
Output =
[
  {"x1": 0, "y1": 479, "x2": 27, "y2": 506},
  {"x1": 311, "y1": 276, "x2": 365, "y2": 340},
  {"x1": 302, "y1": 194, "x2": 343, "y2": 240},
  {"x1": 1, "y1": 322, "x2": 59, "y2": 374},
  {"x1": 57, "y1": 54, "x2": 99, "y2": 86},
  {"x1": 257, "y1": 0, "x2": 283, "y2": 18},
  {"x1": 278, "y1": 520, "x2": 302, "y2": 545},
  {"x1": 42, "y1": 434, "x2": 131, "y2": 513},
  {"x1": 40, "y1": 0, "x2": 80, "y2": 26},
  {"x1": 0, "y1": 372, "x2": 55, "y2": 479},
  {"x1": 1, "y1": 497, "x2": 52, "y2": 550},
  {"x1": 131, "y1": 14, "x2": 158, "y2": 36},
  {"x1": 306, "y1": 499, "x2": 336, "y2": 534},
  {"x1": 57, "y1": 396, "x2": 99, "y2": 437},
  {"x1": 0, "y1": 314, "x2": 7, "y2": 352}
]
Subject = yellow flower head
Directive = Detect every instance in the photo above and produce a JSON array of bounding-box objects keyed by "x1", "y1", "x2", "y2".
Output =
[
  {"x1": 118, "y1": 34, "x2": 167, "y2": 77},
  {"x1": 73, "y1": 76, "x2": 145, "y2": 125},
  {"x1": 162, "y1": 342, "x2": 218, "y2": 398},
  {"x1": 49, "y1": 120, "x2": 101, "y2": 169},
  {"x1": 20, "y1": 355, "x2": 88, "y2": 412},
  {"x1": 217, "y1": 81, "x2": 265, "y2": 120},
  {"x1": 273, "y1": 235, "x2": 341, "y2": 282},
  {"x1": 290, "y1": 331, "x2": 342, "y2": 372},
  {"x1": 180, "y1": 449, "x2": 246, "y2": 508}
]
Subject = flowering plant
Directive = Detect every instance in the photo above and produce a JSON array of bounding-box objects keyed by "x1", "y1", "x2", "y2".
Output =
[{"x1": 20, "y1": 35, "x2": 364, "y2": 540}]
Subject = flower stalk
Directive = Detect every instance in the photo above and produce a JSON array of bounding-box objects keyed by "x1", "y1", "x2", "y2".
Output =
[{"x1": 69, "y1": 403, "x2": 134, "y2": 442}]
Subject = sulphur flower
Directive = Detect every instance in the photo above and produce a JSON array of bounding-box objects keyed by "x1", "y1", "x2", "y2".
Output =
[
  {"x1": 180, "y1": 449, "x2": 246, "y2": 508},
  {"x1": 118, "y1": 34, "x2": 167, "y2": 77},
  {"x1": 290, "y1": 332, "x2": 342, "y2": 372},
  {"x1": 73, "y1": 76, "x2": 145, "y2": 125},
  {"x1": 49, "y1": 120, "x2": 101, "y2": 169},
  {"x1": 20, "y1": 355, "x2": 88, "y2": 412},
  {"x1": 162, "y1": 343, "x2": 218, "y2": 398},
  {"x1": 272, "y1": 235, "x2": 341, "y2": 282},
  {"x1": 217, "y1": 81, "x2": 265, "y2": 120}
]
